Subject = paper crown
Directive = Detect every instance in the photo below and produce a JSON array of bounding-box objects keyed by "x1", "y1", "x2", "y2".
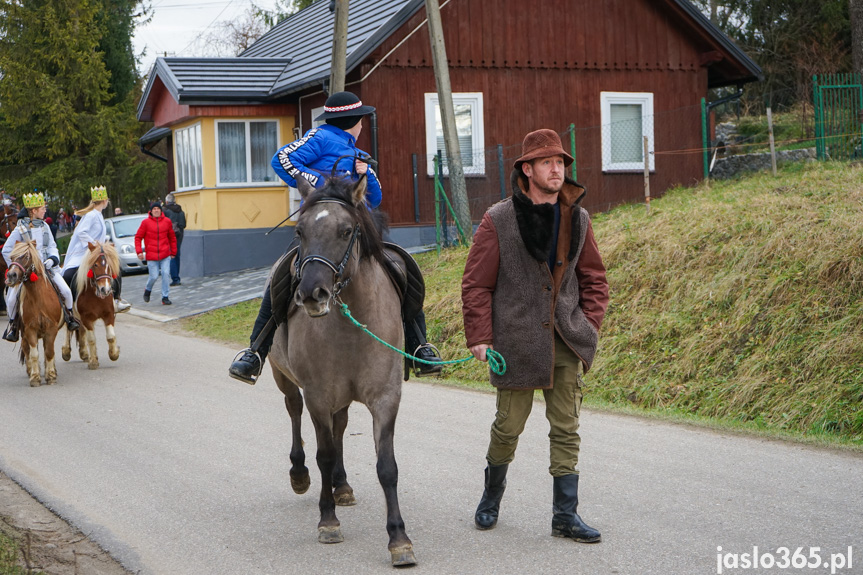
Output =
[
  {"x1": 90, "y1": 185, "x2": 108, "y2": 202},
  {"x1": 23, "y1": 191, "x2": 45, "y2": 209}
]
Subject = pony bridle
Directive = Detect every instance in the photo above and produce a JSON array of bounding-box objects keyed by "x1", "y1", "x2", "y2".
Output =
[
  {"x1": 7, "y1": 255, "x2": 35, "y2": 284},
  {"x1": 90, "y1": 249, "x2": 114, "y2": 297},
  {"x1": 293, "y1": 199, "x2": 361, "y2": 302}
]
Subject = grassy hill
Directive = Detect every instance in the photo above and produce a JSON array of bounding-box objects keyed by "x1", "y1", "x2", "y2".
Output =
[
  {"x1": 186, "y1": 160, "x2": 863, "y2": 446},
  {"x1": 416, "y1": 161, "x2": 863, "y2": 445}
]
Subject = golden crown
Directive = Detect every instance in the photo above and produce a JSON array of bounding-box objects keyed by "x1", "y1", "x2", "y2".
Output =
[
  {"x1": 91, "y1": 185, "x2": 108, "y2": 202},
  {"x1": 23, "y1": 191, "x2": 45, "y2": 209}
]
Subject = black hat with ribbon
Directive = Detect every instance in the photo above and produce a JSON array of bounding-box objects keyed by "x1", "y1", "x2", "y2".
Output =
[{"x1": 314, "y1": 92, "x2": 375, "y2": 129}]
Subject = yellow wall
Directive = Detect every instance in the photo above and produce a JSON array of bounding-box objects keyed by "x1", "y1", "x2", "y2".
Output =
[{"x1": 171, "y1": 115, "x2": 297, "y2": 232}]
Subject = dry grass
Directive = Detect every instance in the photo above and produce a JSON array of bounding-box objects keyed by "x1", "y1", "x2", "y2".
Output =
[{"x1": 589, "y1": 161, "x2": 863, "y2": 442}]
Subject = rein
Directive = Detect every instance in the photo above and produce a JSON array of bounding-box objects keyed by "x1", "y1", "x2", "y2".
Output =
[{"x1": 338, "y1": 302, "x2": 507, "y2": 375}]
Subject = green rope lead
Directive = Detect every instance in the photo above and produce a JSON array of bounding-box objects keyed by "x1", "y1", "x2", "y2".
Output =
[{"x1": 339, "y1": 302, "x2": 506, "y2": 375}]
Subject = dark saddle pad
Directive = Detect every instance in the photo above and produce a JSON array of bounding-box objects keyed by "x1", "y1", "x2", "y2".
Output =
[
  {"x1": 271, "y1": 247, "x2": 299, "y2": 327},
  {"x1": 382, "y1": 242, "x2": 425, "y2": 323}
]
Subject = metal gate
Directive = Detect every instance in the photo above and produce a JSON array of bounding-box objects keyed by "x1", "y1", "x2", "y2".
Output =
[{"x1": 813, "y1": 73, "x2": 863, "y2": 161}]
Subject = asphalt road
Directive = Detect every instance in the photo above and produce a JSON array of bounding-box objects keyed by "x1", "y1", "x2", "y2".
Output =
[{"x1": 0, "y1": 315, "x2": 861, "y2": 575}]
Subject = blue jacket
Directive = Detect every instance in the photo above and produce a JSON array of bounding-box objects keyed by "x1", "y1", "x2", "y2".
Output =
[{"x1": 271, "y1": 124, "x2": 382, "y2": 209}]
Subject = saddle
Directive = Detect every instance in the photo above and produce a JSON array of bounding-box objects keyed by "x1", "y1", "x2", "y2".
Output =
[{"x1": 268, "y1": 243, "x2": 425, "y2": 326}]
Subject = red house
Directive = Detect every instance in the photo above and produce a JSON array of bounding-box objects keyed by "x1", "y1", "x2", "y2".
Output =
[{"x1": 138, "y1": 0, "x2": 761, "y2": 276}]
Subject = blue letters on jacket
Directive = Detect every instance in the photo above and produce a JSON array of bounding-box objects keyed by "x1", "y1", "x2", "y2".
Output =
[{"x1": 271, "y1": 124, "x2": 382, "y2": 209}]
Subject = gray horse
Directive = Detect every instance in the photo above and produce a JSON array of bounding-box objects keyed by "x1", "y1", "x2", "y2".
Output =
[{"x1": 268, "y1": 175, "x2": 416, "y2": 567}]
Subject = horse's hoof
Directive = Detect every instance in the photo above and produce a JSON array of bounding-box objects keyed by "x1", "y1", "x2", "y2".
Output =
[
  {"x1": 29, "y1": 379, "x2": 41, "y2": 388},
  {"x1": 333, "y1": 488, "x2": 356, "y2": 506},
  {"x1": 61, "y1": 348, "x2": 70, "y2": 362},
  {"x1": 109, "y1": 349, "x2": 119, "y2": 361},
  {"x1": 290, "y1": 471, "x2": 310, "y2": 495},
  {"x1": 317, "y1": 526, "x2": 344, "y2": 544},
  {"x1": 88, "y1": 362, "x2": 99, "y2": 370},
  {"x1": 46, "y1": 375, "x2": 57, "y2": 385},
  {"x1": 390, "y1": 544, "x2": 417, "y2": 567}
]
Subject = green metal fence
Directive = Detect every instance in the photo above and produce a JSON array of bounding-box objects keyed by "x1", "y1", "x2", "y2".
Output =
[{"x1": 813, "y1": 73, "x2": 863, "y2": 161}]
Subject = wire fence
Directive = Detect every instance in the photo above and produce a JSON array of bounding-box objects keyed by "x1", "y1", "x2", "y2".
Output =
[{"x1": 419, "y1": 83, "x2": 857, "y2": 244}]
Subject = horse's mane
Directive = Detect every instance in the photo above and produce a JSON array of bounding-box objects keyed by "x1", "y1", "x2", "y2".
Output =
[
  {"x1": 75, "y1": 242, "x2": 120, "y2": 295},
  {"x1": 300, "y1": 176, "x2": 389, "y2": 265}
]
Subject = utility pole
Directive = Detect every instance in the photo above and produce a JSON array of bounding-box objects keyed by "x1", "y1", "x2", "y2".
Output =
[
  {"x1": 425, "y1": 0, "x2": 471, "y2": 244},
  {"x1": 328, "y1": 0, "x2": 349, "y2": 94}
]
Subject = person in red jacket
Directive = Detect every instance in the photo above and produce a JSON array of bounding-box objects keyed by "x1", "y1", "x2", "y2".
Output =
[{"x1": 135, "y1": 202, "x2": 177, "y2": 305}]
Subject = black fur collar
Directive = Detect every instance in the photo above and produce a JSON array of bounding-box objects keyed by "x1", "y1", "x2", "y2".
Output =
[{"x1": 510, "y1": 170, "x2": 585, "y2": 263}]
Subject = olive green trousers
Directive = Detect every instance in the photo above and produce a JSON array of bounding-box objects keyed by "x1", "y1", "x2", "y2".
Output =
[{"x1": 486, "y1": 335, "x2": 584, "y2": 477}]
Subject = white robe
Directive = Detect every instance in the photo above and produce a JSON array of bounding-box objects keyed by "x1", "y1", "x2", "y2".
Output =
[{"x1": 61, "y1": 209, "x2": 106, "y2": 272}]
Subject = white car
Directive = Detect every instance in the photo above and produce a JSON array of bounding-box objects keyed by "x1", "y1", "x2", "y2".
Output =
[{"x1": 105, "y1": 214, "x2": 147, "y2": 275}]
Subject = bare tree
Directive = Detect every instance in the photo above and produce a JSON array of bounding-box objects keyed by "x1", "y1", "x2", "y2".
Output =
[{"x1": 199, "y1": 7, "x2": 268, "y2": 56}]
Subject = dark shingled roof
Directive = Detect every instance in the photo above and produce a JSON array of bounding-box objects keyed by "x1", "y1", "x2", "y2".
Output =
[
  {"x1": 241, "y1": 0, "x2": 423, "y2": 96},
  {"x1": 136, "y1": 57, "x2": 292, "y2": 119}
]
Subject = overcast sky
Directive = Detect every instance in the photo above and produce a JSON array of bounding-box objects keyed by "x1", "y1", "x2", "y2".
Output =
[{"x1": 133, "y1": 0, "x2": 281, "y2": 76}]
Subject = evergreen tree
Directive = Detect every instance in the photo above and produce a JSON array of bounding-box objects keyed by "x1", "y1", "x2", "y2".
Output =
[{"x1": 0, "y1": 0, "x2": 164, "y2": 213}]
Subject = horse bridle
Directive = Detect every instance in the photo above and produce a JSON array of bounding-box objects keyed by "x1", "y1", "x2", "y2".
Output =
[
  {"x1": 89, "y1": 247, "x2": 114, "y2": 297},
  {"x1": 7, "y1": 251, "x2": 36, "y2": 283},
  {"x1": 1, "y1": 210, "x2": 16, "y2": 239},
  {"x1": 293, "y1": 199, "x2": 361, "y2": 301}
]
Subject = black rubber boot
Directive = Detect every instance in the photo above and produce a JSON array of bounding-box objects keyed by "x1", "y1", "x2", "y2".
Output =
[
  {"x1": 3, "y1": 320, "x2": 19, "y2": 343},
  {"x1": 65, "y1": 308, "x2": 80, "y2": 331},
  {"x1": 474, "y1": 463, "x2": 509, "y2": 530},
  {"x1": 551, "y1": 474, "x2": 601, "y2": 543}
]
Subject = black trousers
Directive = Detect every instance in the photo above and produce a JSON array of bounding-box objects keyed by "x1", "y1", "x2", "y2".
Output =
[{"x1": 62, "y1": 267, "x2": 122, "y2": 302}]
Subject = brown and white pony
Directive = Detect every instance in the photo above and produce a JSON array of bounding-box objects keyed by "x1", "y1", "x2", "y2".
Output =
[
  {"x1": 62, "y1": 242, "x2": 120, "y2": 369},
  {"x1": 5, "y1": 241, "x2": 63, "y2": 386}
]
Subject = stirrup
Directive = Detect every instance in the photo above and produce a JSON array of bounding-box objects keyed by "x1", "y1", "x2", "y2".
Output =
[
  {"x1": 229, "y1": 348, "x2": 263, "y2": 384},
  {"x1": 411, "y1": 343, "x2": 443, "y2": 376}
]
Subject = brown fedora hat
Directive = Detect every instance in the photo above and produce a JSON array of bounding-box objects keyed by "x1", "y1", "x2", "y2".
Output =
[{"x1": 514, "y1": 129, "x2": 574, "y2": 172}]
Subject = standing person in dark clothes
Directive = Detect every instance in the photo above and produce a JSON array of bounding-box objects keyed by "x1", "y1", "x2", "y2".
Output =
[
  {"x1": 462, "y1": 129, "x2": 609, "y2": 543},
  {"x1": 163, "y1": 193, "x2": 186, "y2": 286}
]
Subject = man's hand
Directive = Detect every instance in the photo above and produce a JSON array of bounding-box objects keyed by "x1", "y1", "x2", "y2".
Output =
[
  {"x1": 42, "y1": 259, "x2": 53, "y2": 270},
  {"x1": 355, "y1": 159, "x2": 368, "y2": 176},
  {"x1": 470, "y1": 344, "x2": 492, "y2": 362},
  {"x1": 137, "y1": 253, "x2": 144, "y2": 261}
]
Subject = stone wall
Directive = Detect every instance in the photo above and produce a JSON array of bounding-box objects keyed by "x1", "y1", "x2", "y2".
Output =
[{"x1": 711, "y1": 148, "x2": 816, "y2": 180}]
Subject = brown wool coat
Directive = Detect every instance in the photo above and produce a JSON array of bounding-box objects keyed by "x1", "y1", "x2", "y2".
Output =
[{"x1": 462, "y1": 171, "x2": 609, "y2": 390}]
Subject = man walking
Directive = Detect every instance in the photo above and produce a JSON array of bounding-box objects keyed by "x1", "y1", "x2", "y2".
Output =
[
  {"x1": 461, "y1": 129, "x2": 609, "y2": 542},
  {"x1": 163, "y1": 193, "x2": 186, "y2": 286}
]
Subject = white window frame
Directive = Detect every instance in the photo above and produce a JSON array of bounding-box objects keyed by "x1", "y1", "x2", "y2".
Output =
[
  {"x1": 214, "y1": 119, "x2": 281, "y2": 187},
  {"x1": 310, "y1": 106, "x2": 327, "y2": 129},
  {"x1": 174, "y1": 123, "x2": 203, "y2": 191},
  {"x1": 424, "y1": 92, "x2": 485, "y2": 176},
  {"x1": 601, "y1": 91, "x2": 655, "y2": 172}
]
